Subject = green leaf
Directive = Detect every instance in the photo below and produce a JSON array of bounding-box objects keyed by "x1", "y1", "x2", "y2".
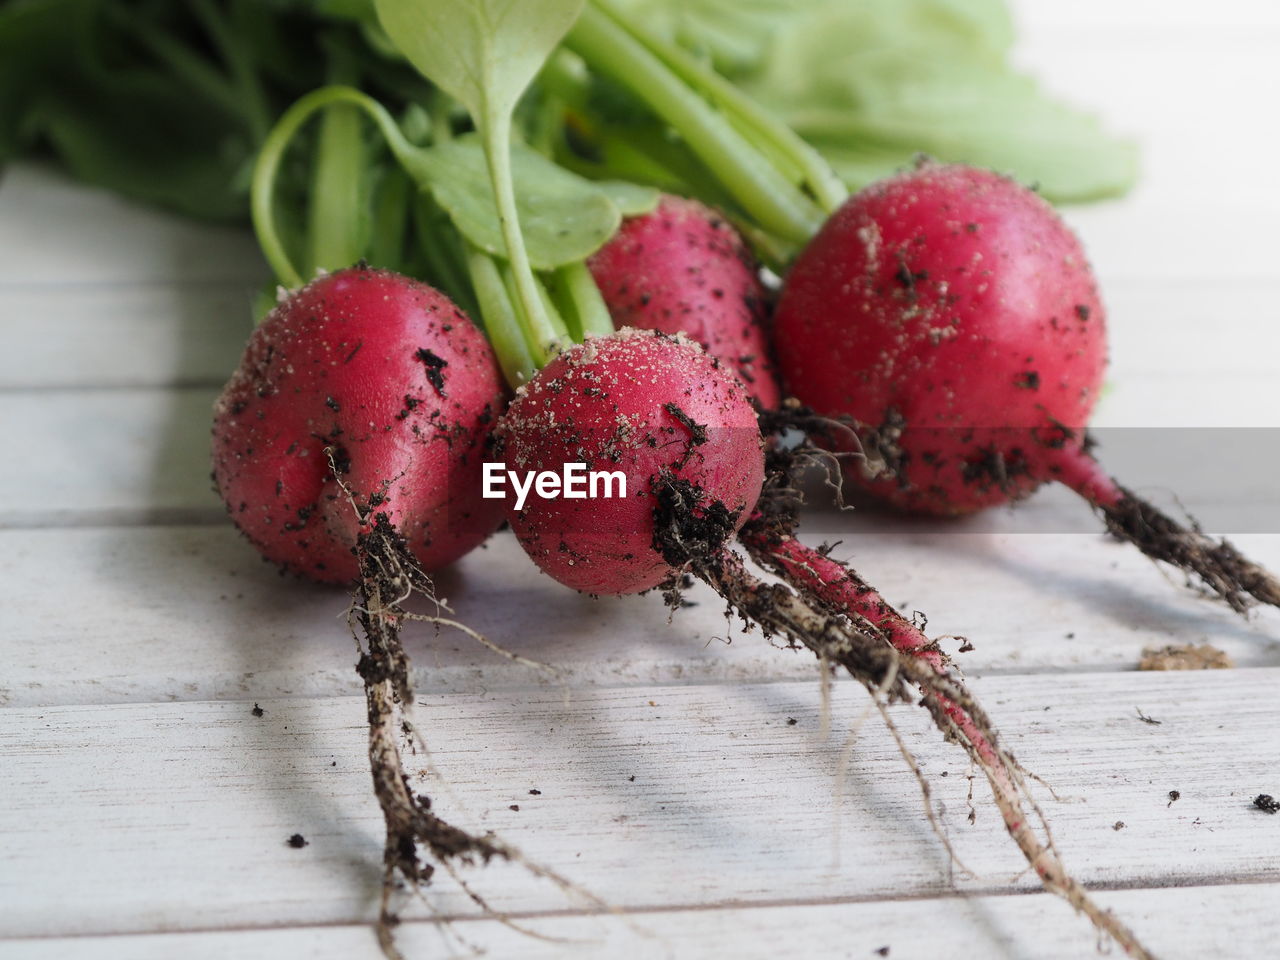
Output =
[
  {"x1": 33, "y1": 85, "x2": 251, "y2": 221},
  {"x1": 409, "y1": 135, "x2": 624, "y2": 269},
  {"x1": 374, "y1": 0, "x2": 587, "y2": 374},
  {"x1": 588, "y1": 178, "x2": 660, "y2": 217},
  {"x1": 0, "y1": 0, "x2": 91, "y2": 161},
  {"x1": 609, "y1": 0, "x2": 823, "y2": 77},
  {"x1": 744, "y1": 0, "x2": 1135, "y2": 202},
  {"x1": 794, "y1": 70, "x2": 1139, "y2": 202},
  {"x1": 747, "y1": 0, "x2": 1136, "y2": 203},
  {"x1": 372, "y1": 0, "x2": 584, "y2": 124}
]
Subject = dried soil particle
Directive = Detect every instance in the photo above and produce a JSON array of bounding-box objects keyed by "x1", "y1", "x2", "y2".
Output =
[
  {"x1": 662, "y1": 402, "x2": 708, "y2": 465},
  {"x1": 1139, "y1": 643, "x2": 1233, "y2": 671},
  {"x1": 415, "y1": 347, "x2": 448, "y2": 395},
  {"x1": 651, "y1": 475, "x2": 740, "y2": 569},
  {"x1": 1135, "y1": 707, "x2": 1162, "y2": 725}
]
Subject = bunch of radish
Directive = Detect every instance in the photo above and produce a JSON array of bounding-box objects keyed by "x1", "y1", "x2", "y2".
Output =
[{"x1": 192, "y1": 2, "x2": 1280, "y2": 959}]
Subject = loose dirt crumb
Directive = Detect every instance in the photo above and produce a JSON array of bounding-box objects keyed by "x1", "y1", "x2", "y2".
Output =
[
  {"x1": 1139, "y1": 643, "x2": 1233, "y2": 671},
  {"x1": 1254, "y1": 794, "x2": 1280, "y2": 814},
  {"x1": 287, "y1": 833, "x2": 308, "y2": 848}
]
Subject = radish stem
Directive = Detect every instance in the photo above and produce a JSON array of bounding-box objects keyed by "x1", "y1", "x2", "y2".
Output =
[{"x1": 566, "y1": 3, "x2": 824, "y2": 244}]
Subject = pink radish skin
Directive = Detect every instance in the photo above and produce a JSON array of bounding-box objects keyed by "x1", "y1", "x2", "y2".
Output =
[
  {"x1": 496, "y1": 329, "x2": 764, "y2": 594},
  {"x1": 775, "y1": 163, "x2": 1105, "y2": 515},
  {"x1": 776, "y1": 162, "x2": 1280, "y2": 613},
  {"x1": 588, "y1": 195, "x2": 781, "y2": 408},
  {"x1": 212, "y1": 266, "x2": 506, "y2": 583}
]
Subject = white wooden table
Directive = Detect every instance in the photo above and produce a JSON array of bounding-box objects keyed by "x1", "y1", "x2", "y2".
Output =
[{"x1": 3, "y1": 3, "x2": 1279, "y2": 957}]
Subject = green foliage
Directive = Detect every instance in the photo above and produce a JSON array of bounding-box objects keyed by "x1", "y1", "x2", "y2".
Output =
[
  {"x1": 415, "y1": 136, "x2": 652, "y2": 269},
  {"x1": 741, "y1": 0, "x2": 1136, "y2": 201},
  {"x1": 373, "y1": 0, "x2": 588, "y2": 366},
  {"x1": 372, "y1": 0, "x2": 584, "y2": 132}
]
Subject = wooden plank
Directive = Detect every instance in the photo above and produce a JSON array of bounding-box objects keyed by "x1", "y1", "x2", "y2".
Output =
[
  {"x1": 2, "y1": 671, "x2": 1279, "y2": 941},
  {"x1": 0, "y1": 387, "x2": 222, "y2": 527},
  {"x1": 4, "y1": 881, "x2": 1279, "y2": 959},
  {"x1": 4, "y1": 524, "x2": 1279, "y2": 709},
  {"x1": 0, "y1": 283, "x2": 257, "y2": 390},
  {"x1": 0, "y1": 166, "x2": 265, "y2": 287}
]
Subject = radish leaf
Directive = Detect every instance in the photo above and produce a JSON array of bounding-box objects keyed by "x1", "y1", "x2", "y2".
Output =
[
  {"x1": 374, "y1": 0, "x2": 586, "y2": 364},
  {"x1": 413, "y1": 137, "x2": 646, "y2": 269},
  {"x1": 745, "y1": 0, "x2": 1135, "y2": 202}
]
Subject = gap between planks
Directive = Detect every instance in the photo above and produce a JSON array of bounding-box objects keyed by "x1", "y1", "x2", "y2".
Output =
[
  {"x1": 2, "y1": 672, "x2": 1279, "y2": 942},
  {"x1": 3, "y1": 880, "x2": 1278, "y2": 959},
  {"x1": 4, "y1": 525, "x2": 1280, "y2": 710}
]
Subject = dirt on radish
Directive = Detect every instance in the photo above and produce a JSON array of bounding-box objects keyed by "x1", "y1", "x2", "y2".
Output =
[{"x1": 775, "y1": 160, "x2": 1280, "y2": 617}]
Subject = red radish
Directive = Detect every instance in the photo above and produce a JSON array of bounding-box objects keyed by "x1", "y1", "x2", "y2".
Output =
[
  {"x1": 588, "y1": 196, "x2": 781, "y2": 408},
  {"x1": 775, "y1": 162, "x2": 1280, "y2": 613},
  {"x1": 496, "y1": 329, "x2": 764, "y2": 594},
  {"x1": 212, "y1": 265, "x2": 507, "y2": 583},
  {"x1": 734, "y1": 515, "x2": 1149, "y2": 956}
]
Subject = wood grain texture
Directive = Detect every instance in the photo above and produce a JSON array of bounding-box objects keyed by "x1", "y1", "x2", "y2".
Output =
[
  {"x1": 5, "y1": 882, "x2": 1279, "y2": 960},
  {"x1": 3, "y1": 525, "x2": 1279, "y2": 709},
  {"x1": 2, "y1": 671, "x2": 1279, "y2": 944}
]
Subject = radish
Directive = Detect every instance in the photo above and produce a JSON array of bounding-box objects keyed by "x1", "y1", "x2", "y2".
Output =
[
  {"x1": 491, "y1": 333, "x2": 1150, "y2": 956},
  {"x1": 555, "y1": 19, "x2": 1159, "y2": 954},
  {"x1": 587, "y1": 195, "x2": 781, "y2": 408},
  {"x1": 496, "y1": 328, "x2": 764, "y2": 594},
  {"x1": 212, "y1": 265, "x2": 507, "y2": 583},
  {"x1": 774, "y1": 161, "x2": 1280, "y2": 615},
  {"x1": 225, "y1": 6, "x2": 1156, "y2": 955}
]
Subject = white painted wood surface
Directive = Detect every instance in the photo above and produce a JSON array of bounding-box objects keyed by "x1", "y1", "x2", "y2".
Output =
[{"x1": 3, "y1": 2, "x2": 1280, "y2": 957}]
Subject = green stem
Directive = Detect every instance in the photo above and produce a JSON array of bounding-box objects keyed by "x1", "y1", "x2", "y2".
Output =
[
  {"x1": 596, "y1": 0, "x2": 847, "y2": 215},
  {"x1": 481, "y1": 118, "x2": 563, "y2": 366},
  {"x1": 566, "y1": 3, "x2": 824, "y2": 244},
  {"x1": 466, "y1": 246, "x2": 537, "y2": 387},
  {"x1": 190, "y1": 0, "x2": 272, "y2": 143},
  {"x1": 369, "y1": 165, "x2": 411, "y2": 273},
  {"x1": 558, "y1": 261, "x2": 614, "y2": 338},
  {"x1": 308, "y1": 44, "x2": 365, "y2": 275},
  {"x1": 252, "y1": 86, "x2": 418, "y2": 290}
]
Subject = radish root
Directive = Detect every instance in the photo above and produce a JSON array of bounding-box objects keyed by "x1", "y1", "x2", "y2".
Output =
[
  {"x1": 664, "y1": 430, "x2": 1161, "y2": 959},
  {"x1": 351, "y1": 511, "x2": 507, "y2": 959},
  {"x1": 1098, "y1": 484, "x2": 1280, "y2": 614},
  {"x1": 329, "y1": 447, "x2": 606, "y2": 958}
]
